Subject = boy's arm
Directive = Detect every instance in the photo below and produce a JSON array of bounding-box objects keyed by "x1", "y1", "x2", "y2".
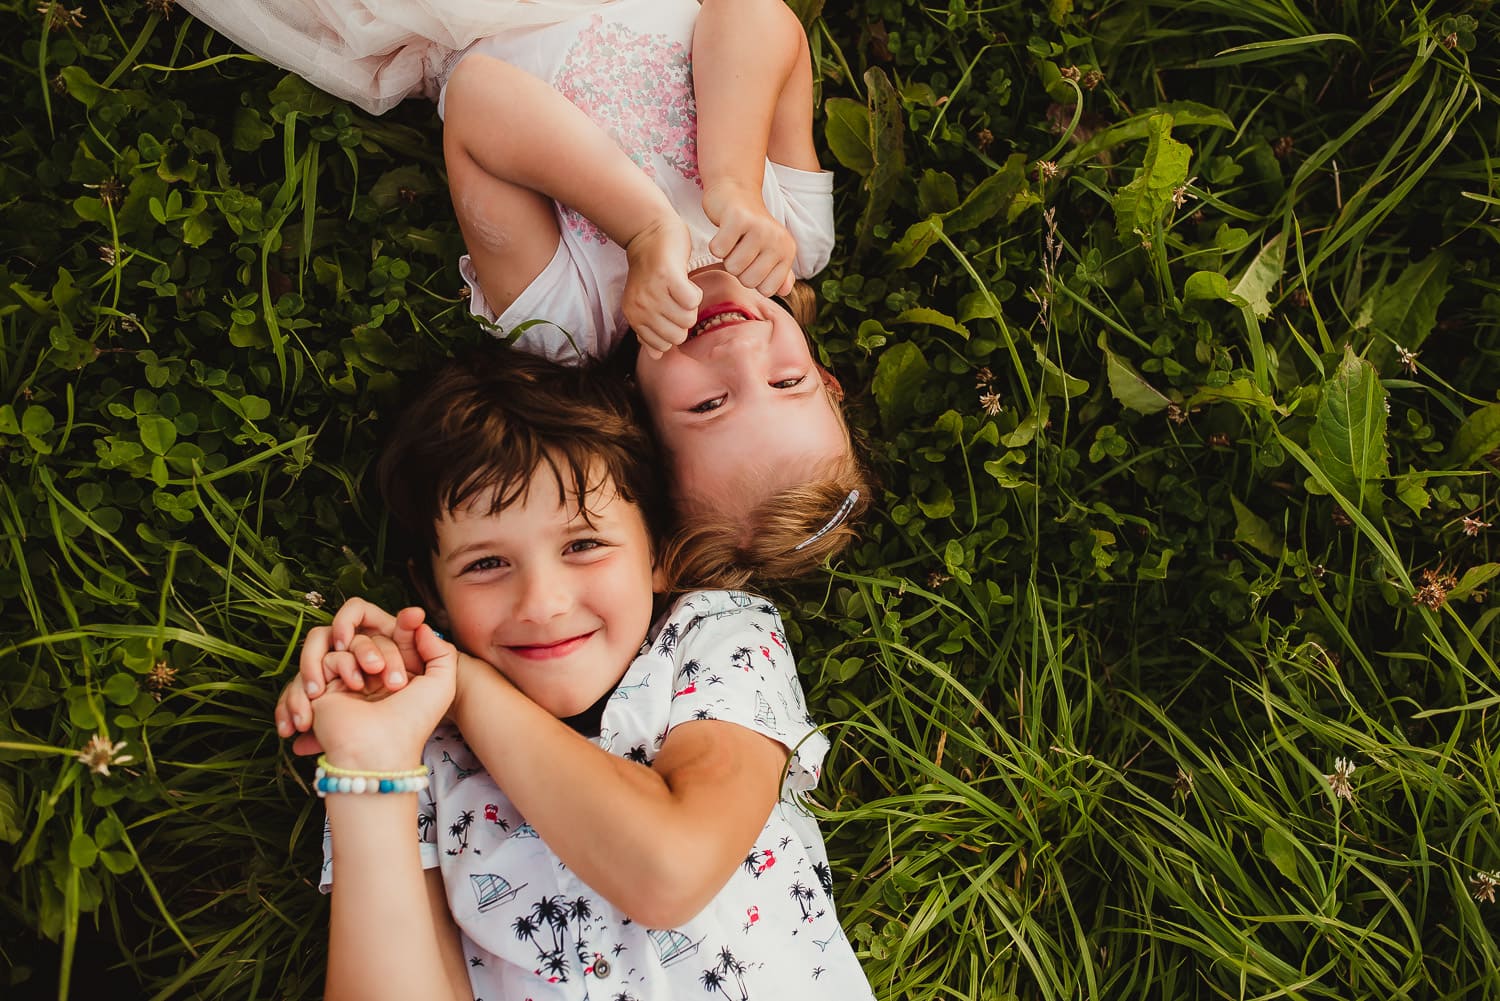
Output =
[
  {"x1": 450, "y1": 653, "x2": 786, "y2": 929},
  {"x1": 443, "y1": 54, "x2": 700, "y2": 354},
  {"x1": 693, "y1": 0, "x2": 822, "y2": 295}
]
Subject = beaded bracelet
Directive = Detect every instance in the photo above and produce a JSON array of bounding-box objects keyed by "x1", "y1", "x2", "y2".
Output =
[{"x1": 314, "y1": 755, "x2": 429, "y2": 797}]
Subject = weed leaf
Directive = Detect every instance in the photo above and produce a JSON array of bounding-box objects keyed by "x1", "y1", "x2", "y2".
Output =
[
  {"x1": 1363, "y1": 251, "x2": 1452, "y2": 373},
  {"x1": 1262, "y1": 825, "x2": 1301, "y2": 884},
  {"x1": 854, "y1": 67, "x2": 906, "y2": 258},
  {"x1": 1113, "y1": 114, "x2": 1191, "y2": 242},
  {"x1": 1231, "y1": 234, "x2": 1286, "y2": 319},
  {"x1": 872, "y1": 342, "x2": 929, "y2": 431},
  {"x1": 1446, "y1": 403, "x2": 1500, "y2": 468},
  {"x1": 1100, "y1": 337, "x2": 1170, "y2": 414},
  {"x1": 823, "y1": 97, "x2": 873, "y2": 175},
  {"x1": 1308, "y1": 347, "x2": 1388, "y2": 510},
  {"x1": 1232, "y1": 497, "x2": 1284, "y2": 558}
]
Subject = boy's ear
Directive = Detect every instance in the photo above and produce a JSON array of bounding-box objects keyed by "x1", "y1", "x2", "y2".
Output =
[
  {"x1": 651, "y1": 563, "x2": 670, "y2": 595},
  {"x1": 407, "y1": 557, "x2": 450, "y2": 629}
]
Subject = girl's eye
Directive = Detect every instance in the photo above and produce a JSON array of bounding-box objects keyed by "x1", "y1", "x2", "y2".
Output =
[
  {"x1": 689, "y1": 395, "x2": 725, "y2": 413},
  {"x1": 566, "y1": 539, "x2": 605, "y2": 555},
  {"x1": 461, "y1": 555, "x2": 506, "y2": 574},
  {"x1": 772, "y1": 376, "x2": 807, "y2": 390}
]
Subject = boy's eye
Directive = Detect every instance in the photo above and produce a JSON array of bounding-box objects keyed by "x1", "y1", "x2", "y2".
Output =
[
  {"x1": 689, "y1": 395, "x2": 726, "y2": 413},
  {"x1": 772, "y1": 376, "x2": 806, "y2": 390},
  {"x1": 461, "y1": 555, "x2": 506, "y2": 574},
  {"x1": 566, "y1": 539, "x2": 605, "y2": 555}
]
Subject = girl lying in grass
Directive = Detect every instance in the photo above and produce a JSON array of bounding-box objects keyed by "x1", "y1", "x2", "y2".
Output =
[
  {"x1": 274, "y1": 347, "x2": 874, "y2": 1000},
  {"x1": 178, "y1": 0, "x2": 871, "y2": 582}
]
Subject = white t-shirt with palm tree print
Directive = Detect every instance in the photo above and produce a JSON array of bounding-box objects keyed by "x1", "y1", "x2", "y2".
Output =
[{"x1": 322, "y1": 590, "x2": 873, "y2": 1000}]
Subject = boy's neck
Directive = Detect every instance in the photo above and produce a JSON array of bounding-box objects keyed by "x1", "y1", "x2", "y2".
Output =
[{"x1": 561, "y1": 687, "x2": 613, "y2": 739}]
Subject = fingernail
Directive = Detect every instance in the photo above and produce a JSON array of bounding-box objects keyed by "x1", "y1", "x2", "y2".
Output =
[
  {"x1": 276, "y1": 720, "x2": 290, "y2": 737},
  {"x1": 333, "y1": 640, "x2": 345, "y2": 652},
  {"x1": 390, "y1": 672, "x2": 404, "y2": 686},
  {"x1": 305, "y1": 681, "x2": 320, "y2": 697},
  {"x1": 292, "y1": 713, "x2": 305, "y2": 729}
]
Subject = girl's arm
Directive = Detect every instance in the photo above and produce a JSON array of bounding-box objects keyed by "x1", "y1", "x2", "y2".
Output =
[
  {"x1": 443, "y1": 54, "x2": 701, "y2": 355},
  {"x1": 451, "y1": 653, "x2": 787, "y2": 928},
  {"x1": 693, "y1": 0, "x2": 822, "y2": 296}
]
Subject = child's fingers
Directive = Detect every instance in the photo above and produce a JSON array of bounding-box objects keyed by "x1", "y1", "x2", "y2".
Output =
[
  {"x1": 389, "y1": 606, "x2": 428, "y2": 687},
  {"x1": 290, "y1": 732, "x2": 324, "y2": 757},
  {"x1": 274, "y1": 678, "x2": 312, "y2": 738},
  {"x1": 321, "y1": 650, "x2": 370, "y2": 693},
  {"x1": 413, "y1": 623, "x2": 458, "y2": 674},
  {"x1": 298, "y1": 625, "x2": 336, "y2": 698},
  {"x1": 328, "y1": 597, "x2": 397, "y2": 653}
]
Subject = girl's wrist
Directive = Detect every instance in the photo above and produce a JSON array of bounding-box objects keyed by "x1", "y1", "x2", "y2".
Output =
[{"x1": 318, "y1": 742, "x2": 425, "y2": 774}]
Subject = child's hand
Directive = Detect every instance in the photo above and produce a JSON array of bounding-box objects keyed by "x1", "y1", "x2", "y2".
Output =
[
  {"x1": 308, "y1": 623, "x2": 458, "y2": 770},
  {"x1": 703, "y1": 181, "x2": 797, "y2": 299},
  {"x1": 274, "y1": 602, "x2": 428, "y2": 741},
  {"x1": 622, "y1": 215, "x2": 701, "y2": 358}
]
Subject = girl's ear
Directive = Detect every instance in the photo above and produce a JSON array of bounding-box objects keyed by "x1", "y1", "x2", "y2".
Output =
[
  {"x1": 651, "y1": 563, "x2": 670, "y2": 595},
  {"x1": 817, "y1": 364, "x2": 845, "y2": 403},
  {"x1": 408, "y1": 557, "x2": 451, "y2": 630}
]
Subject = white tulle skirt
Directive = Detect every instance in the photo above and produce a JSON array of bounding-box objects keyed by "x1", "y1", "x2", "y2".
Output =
[{"x1": 176, "y1": 0, "x2": 618, "y2": 115}]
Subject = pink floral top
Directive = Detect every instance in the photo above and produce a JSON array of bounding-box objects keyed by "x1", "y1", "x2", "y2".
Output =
[{"x1": 445, "y1": 0, "x2": 835, "y2": 363}]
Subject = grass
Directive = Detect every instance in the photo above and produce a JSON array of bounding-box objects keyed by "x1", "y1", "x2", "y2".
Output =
[{"x1": 2, "y1": 0, "x2": 1498, "y2": 998}]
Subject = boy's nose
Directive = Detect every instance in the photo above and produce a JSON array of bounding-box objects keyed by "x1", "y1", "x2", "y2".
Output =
[{"x1": 515, "y1": 564, "x2": 571, "y2": 623}]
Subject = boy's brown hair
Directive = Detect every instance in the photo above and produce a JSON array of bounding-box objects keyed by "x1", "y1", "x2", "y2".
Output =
[{"x1": 377, "y1": 346, "x2": 671, "y2": 592}]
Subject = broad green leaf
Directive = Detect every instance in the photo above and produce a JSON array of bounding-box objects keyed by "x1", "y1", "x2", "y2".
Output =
[
  {"x1": 892, "y1": 307, "x2": 970, "y2": 340},
  {"x1": 1447, "y1": 403, "x2": 1500, "y2": 467},
  {"x1": 22, "y1": 405, "x2": 54, "y2": 437},
  {"x1": 1187, "y1": 378, "x2": 1286, "y2": 415},
  {"x1": 138, "y1": 414, "x2": 177, "y2": 456},
  {"x1": 1232, "y1": 497, "x2": 1284, "y2": 558},
  {"x1": 102, "y1": 674, "x2": 139, "y2": 706},
  {"x1": 0, "y1": 778, "x2": 21, "y2": 844},
  {"x1": 1262, "y1": 825, "x2": 1301, "y2": 884},
  {"x1": 854, "y1": 67, "x2": 906, "y2": 258},
  {"x1": 943, "y1": 154, "x2": 1029, "y2": 234},
  {"x1": 1100, "y1": 339, "x2": 1170, "y2": 414},
  {"x1": 231, "y1": 106, "x2": 277, "y2": 152},
  {"x1": 916, "y1": 170, "x2": 959, "y2": 216},
  {"x1": 1064, "y1": 101, "x2": 1232, "y2": 167},
  {"x1": 1451, "y1": 563, "x2": 1500, "y2": 602},
  {"x1": 1002, "y1": 406, "x2": 1048, "y2": 447},
  {"x1": 1308, "y1": 346, "x2": 1388, "y2": 510},
  {"x1": 823, "y1": 98, "x2": 873, "y2": 175},
  {"x1": 1113, "y1": 114, "x2": 1191, "y2": 241},
  {"x1": 1183, "y1": 269, "x2": 1247, "y2": 307},
  {"x1": 872, "y1": 342, "x2": 929, "y2": 432},
  {"x1": 60, "y1": 66, "x2": 109, "y2": 110},
  {"x1": 886, "y1": 215, "x2": 943, "y2": 269},
  {"x1": 70, "y1": 831, "x2": 98, "y2": 869},
  {"x1": 1036, "y1": 350, "x2": 1089, "y2": 399},
  {"x1": 1394, "y1": 473, "x2": 1431, "y2": 515},
  {"x1": 1364, "y1": 252, "x2": 1452, "y2": 373},
  {"x1": 0, "y1": 404, "x2": 18, "y2": 434},
  {"x1": 1231, "y1": 233, "x2": 1286, "y2": 319}
]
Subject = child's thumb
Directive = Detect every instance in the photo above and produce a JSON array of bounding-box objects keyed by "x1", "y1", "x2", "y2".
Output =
[{"x1": 413, "y1": 623, "x2": 456, "y2": 670}]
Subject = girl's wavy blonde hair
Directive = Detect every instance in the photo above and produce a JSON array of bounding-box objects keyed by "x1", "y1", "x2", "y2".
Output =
[{"x1": 654, "y1": 281, "x2": 874, "y2": 592}]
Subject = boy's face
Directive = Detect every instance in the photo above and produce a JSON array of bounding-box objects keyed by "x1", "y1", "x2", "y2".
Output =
[
  {"x1": 633, "y1": 266, "x2": 847, "y2": 519},
  {"x1": 429, "y1": 464, "x2": 657, "y2": 718}
]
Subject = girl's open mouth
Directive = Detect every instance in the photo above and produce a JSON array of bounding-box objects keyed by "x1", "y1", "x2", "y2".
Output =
[{"x1": 688, "y1": 304, "x2": 753, "y2": 338}]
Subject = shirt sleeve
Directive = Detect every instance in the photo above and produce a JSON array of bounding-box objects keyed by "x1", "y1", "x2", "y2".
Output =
[
  {"x1": 664, "y1": 592, "x2": 829, "y2": 795},
  {"x1": 458, "y1": 234, "x2": 613, "y2": 363},
  {"x1": 765, "y1": 161, "x2": 836, "y2": 279}
]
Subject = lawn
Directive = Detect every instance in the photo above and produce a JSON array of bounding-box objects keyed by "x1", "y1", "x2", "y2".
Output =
[{"x1": 2, "y1": 0, "x2": 1498, "y2": 998}]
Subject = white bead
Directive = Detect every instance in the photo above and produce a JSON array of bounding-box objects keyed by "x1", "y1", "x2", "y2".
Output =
[{"x1": 352, "y1": 777, "x2": 367, "y2": 794}]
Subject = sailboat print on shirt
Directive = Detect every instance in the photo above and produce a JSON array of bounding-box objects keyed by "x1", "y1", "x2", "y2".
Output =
[
  {"x1": 470, "y1": 873, "x2": 528, "y2": 912},
  {"x1": 647, "y1": 928, "x2": 705, "y2": 967}
]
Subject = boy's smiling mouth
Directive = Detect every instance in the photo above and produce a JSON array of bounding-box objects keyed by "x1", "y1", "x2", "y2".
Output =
[
  {"x1": 688, "y1": 304, "x2": 754, "y2": 338},
  {"x1": 506, "y1": 631, "x2": 597, "y2": 660}
]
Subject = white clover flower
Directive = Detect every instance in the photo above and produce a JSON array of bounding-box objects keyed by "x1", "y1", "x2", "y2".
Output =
[
  {"x1": 77, "y1": 734, "x2": 134, "y2": 776},
  {"x1": 1326, "y1": 757, "x2": 1356, "y2": 802}
]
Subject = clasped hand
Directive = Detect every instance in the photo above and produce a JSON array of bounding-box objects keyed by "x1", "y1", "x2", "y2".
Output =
[{"x1": 275, "y1": 599, "x2": 456, "y2": 767}]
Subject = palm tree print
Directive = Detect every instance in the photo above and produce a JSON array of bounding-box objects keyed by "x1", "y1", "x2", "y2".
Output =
[
  {"x1": 568, "y1": 895, "x2": 594, "y2": 965},
  {"x1": 625, "y1": 743, "x2": 651, "y2": 764},
  {"x1": 680, "y1": 658, "x2": 703, "y2": 682},
  {"x1": 789, "y1": 880, "x2": 817, "y2": 922},
  {"x1": 729, "y1": 647, "x2": 753, "y2": 672},
  {"x1": 416, "y1": 807, "x2": 435, "y2": 844},
  {"x1": 532, "y1": 894, "x2": 569, "y2": 956},
  {"x1": 698, "y1": 946, "x2": 750, "y2": 1000},
  {"x1": 656, "y1": 621, "x2": 681, "y2": 654},
  {"x1": 813, "y1": 860, "x2": 834, "y2": 898},
  {"x1": 742, "y1": 850, "x2": 763, "y2": 877},
  {"x1": 446, "y1": 809, "x2": 475, "y2": 855}
]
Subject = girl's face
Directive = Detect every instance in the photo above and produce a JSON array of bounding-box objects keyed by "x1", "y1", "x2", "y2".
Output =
[
  {"x1": 633, "y1": 267, "x2": 846, "y2": 519},
  {"x1": 429, "y1": 463, "x2": 658, "y2": 718}
]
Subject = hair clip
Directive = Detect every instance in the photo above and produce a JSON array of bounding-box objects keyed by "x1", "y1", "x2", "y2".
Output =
[{"x1": 794, "y1": 489, "x2": 860, "y2": 552}]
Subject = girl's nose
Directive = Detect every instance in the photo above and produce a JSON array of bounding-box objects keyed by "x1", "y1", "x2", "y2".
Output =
[{"x1": 515, "y1": 563, "x2": 572, "y2": 623}]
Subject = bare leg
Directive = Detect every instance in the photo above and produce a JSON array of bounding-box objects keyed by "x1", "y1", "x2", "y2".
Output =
[{"x1": 442, "y1": 54, "x2": 699, "y2": 342}]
